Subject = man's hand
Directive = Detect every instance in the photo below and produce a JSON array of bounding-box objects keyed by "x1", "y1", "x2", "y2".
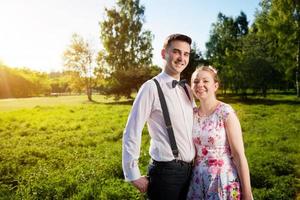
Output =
[{"x1": 131, "y1": 176, "x2": 149, "y2": 193}]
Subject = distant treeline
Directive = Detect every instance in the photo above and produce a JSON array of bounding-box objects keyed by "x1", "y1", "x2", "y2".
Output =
[
  {"x1": 0, "y1": 64, "x2": 71, "y2": 98},
  {"x1": 0, "y1": 64, "x2": 160, "y2": 99},
  {"x1": 0, "y1": 59, "x2": 295, "y2": 99}
]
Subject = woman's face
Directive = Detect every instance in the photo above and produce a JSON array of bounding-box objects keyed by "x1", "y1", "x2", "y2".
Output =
[{"x1": 191, "y1": 70, "x2": 218, "y2": 100}]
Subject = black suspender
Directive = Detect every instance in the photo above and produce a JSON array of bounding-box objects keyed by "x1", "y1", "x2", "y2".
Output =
[
  {"x1": 153, "y1": 78, "x2": 191, "y2": 158},
  {"x1": 182, "y1": 85, "x2": 191, "y2": 101},
  {"x1": 153, "y1": 79, "x2": 179, "y2": 158},
  {"x1": 153, "y1": 79, "x2": 191, "y2": 159}
]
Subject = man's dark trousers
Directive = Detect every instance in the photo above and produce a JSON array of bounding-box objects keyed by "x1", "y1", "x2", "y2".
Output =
[{"x1": 147, "y1": 160, "x2": 193, "y2": 200}]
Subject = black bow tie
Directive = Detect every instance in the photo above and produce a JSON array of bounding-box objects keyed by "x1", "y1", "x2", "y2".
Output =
[{"x1": 172, "y1": 79, "x2": 187, "y2": 88}]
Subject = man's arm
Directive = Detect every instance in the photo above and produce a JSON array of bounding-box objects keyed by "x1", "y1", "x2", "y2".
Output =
[{"x1": 122, "y1": 81, "x2": 154, "y2": 189}]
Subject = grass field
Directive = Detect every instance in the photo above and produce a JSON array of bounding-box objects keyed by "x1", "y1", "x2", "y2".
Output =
[
  {"x1": 0, "y1": 95, "x2": 130, "y2": 112},
  {"x1": 0, "y1": 94, "x2": 299, "y2": 199}
]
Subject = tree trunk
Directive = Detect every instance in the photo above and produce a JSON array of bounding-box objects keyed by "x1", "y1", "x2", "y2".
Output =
[
  {"x1": 262, "y1": 86, "x2": 267, "y2": 98},
  {"x1": 87, "y1": 88, "x2": 92, "y2": 101},
  {"x1": 86, "y1": 78, "x2": 92, "y2": 101}
]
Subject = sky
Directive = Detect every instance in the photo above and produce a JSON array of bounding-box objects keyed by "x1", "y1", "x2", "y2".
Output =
[{"x1": 0, "y1": 0, "x2": 261, "y2": 72}]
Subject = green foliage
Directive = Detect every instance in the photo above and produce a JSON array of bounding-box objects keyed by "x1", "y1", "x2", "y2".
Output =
[
  {"x1": 205, "y1": 0, "x2": 300, "y2": 96},
  {"x1": 0, "y1": 64, "x2": 51, "y2": 98},
  {"x1": 256, "y1": 0, "x2": 298, "y2": 73},
  {"x1": 98, "y1": 0, "x2": 154, "y2": 97},
  {"x1": 251, "y1": 0, "x2": 299, "y2": 89},
  {"x1": 63, "y1": 33, "x2": 94, "y2": 101},
  {"x1": 100, "y1": 66, "x2": 161, "y2": 98},
  {"x1": 181, "y1": 43, "x2": 206, "y2": 82},
  {"x1": 48, "y1": 72, "x2": 71, "y2": 94},
  {"x1": 206, "y1": 12, "x2": 250, "y2": 93}
]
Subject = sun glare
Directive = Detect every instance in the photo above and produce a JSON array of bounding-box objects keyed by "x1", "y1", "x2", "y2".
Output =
[{"x1": 0, "y1": 0, "x2": 110, "y2": 72}]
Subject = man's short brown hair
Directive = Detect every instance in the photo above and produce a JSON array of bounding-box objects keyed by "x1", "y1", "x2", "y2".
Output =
[{"x1": 163, "y1": 34, "x2": 192, "y2": 49}]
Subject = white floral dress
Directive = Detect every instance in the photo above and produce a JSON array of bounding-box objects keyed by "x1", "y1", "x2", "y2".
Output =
[{"x1": 187, "y1": 102, "x2": 241, "y2": 200}]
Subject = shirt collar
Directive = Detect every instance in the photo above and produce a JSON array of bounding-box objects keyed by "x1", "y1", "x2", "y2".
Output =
[{"x1": 159, "y1": 71, "x2": 179, "y2": 89}]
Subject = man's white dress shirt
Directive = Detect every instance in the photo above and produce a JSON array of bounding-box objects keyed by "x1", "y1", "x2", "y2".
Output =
[{"x1": 122, "y1": 72, "x2": 195, "y2": 181}]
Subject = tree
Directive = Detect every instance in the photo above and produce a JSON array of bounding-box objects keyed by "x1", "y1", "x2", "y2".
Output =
[
  {"x1": 98, "y1": 0, "x2": 153, "y2": 97},
  {"x1": 49, "y1": 72, "x2": 71, "y2": 94},
  {"x1": 0, "y1": 64, "x2": 51, "y2": 98},
  {"x1": 63, "y1": 33, "x2": 93, "y2": 101},
  {"x1": 237, "y1": 26, "x2": 284, "y2": 97},
  {"x1": 254, "y1": 0, "x2": 299, "y2": 93},
  {"x1": 181, "y1": 43, "x2": 206, "y2": 83},
  {"x1": 205, "y1": 12, "x2": 249, "y2": 94}
]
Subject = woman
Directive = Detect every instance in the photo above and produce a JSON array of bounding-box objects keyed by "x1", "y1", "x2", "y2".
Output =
[{"x1": 187, "y1": 66, "x2": 253, "y2": 200}]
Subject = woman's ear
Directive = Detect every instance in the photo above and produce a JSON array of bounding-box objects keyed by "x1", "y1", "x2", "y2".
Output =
[{"x1": 214, "y1": 82, "x2": 219, "y2": 91}]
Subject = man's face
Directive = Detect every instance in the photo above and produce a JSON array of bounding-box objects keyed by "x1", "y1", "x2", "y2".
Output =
[{"x1": 162, "y1": 40, "x2": 190, "y2": 77}]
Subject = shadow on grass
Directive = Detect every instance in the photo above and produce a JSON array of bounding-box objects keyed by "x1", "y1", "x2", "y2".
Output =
[
  {"x1": 86, "y1": 94, "x2": 299, "y2": 106},
  {"x1": 105, "y1": 97, "x2": 300, "y2": 106},
  {"x1": 219, "y1": 94, "x2": 300, "y2": 106},
  {"x1": 84, "y1": 99, "x2": 134, "y2": 105},
  {"x1": 227, "y1": 98, "x2": 300, "y2": 105},
  {"x1": 104, "y1": 100, "x2": 134, "y2": 105}
]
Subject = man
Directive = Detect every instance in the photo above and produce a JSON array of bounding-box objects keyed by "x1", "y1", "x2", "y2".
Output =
[{"x1": 122, "y1": 34, "x2": 195, "y2": 200}]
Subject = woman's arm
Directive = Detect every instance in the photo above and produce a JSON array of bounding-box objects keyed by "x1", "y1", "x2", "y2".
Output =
[{"x1": 225, "y1": 112, "x2": 253, "y2": 200}]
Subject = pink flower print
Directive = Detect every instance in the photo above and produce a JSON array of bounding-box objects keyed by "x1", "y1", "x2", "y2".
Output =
[
  {"x1": 218, "y1": 120, "x2": 224, "y2": 128},
  {"x1": 208, "y1": 159, "x2": 217, "y2": 166},
  {"x1": 223, "y1": 146, "x2": 230, "y2": 153},
  {"x1": 193, "y1": 137, "x2": 201, "y2": 145},
  {"x1": 208, "y1": 159, "x2": 224, "y2": 167},
  {"x1": 208, "y1": 166, "x2": 219, "y2": 174},
  {"x1": 202, "y1": 147, "x2": 208, "y2": 156},
  {"x1": 208, "y1": 136, "x2": 215, "y2": 144},
  {"x1": 202, "y1": 123, "x2": 207, "y2": 131},
  {"x1": 218, "y1": 159, "x2": 224, "y2": 167},
  {"x1": 234, "y1": 182, "x2": 239, "y2": 187},
  {"x1": 195, "y1": 156, "x2": 203, "y2": 165},
  {"x1": 224, "y1": 112, "x2": 230, "y2": 120},
  {"x1": 224, "y1": 184, "x2": 232, "y2": 191},
  {"x1": 224, "y1": 182, "x2": 240, "y2": 200},
  {"x1": 207, "y1": 121, "x2": 214, "y2": 131}
]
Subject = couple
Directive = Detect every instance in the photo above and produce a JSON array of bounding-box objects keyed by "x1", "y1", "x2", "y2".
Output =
[{"x1": 122, "y1": 34, "x2": 253, "y2": 200}]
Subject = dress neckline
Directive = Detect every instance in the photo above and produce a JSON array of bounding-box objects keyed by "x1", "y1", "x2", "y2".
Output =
[{"x1": 197, "y1": 101, "x2": 222, "y2": 118}]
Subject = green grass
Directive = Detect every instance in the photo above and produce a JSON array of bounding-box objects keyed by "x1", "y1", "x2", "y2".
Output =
[
  {"x1": 0, "y1": 94, "x2": 299, "y2": 199},
  {"x1": 0, "y1": 95, "x2": 130, "y2": 112},
  {"x1": 238, "y1": 103, "x2": 299, "y2": 199}
]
